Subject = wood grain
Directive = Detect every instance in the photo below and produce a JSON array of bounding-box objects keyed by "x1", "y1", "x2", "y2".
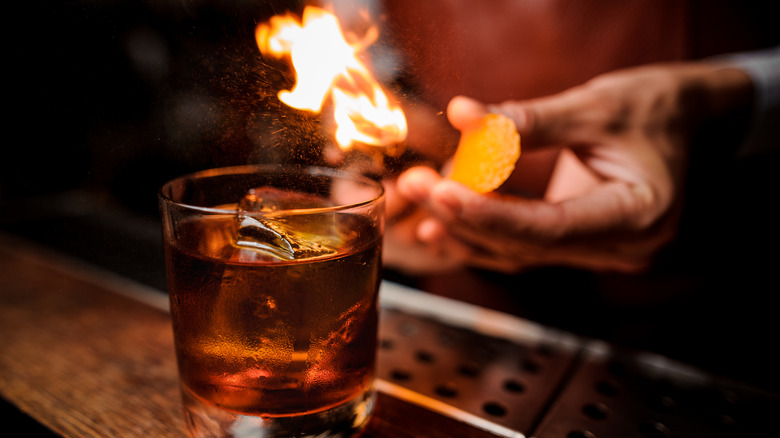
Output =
[
  {"x1": 0, "y1": 233, "x2": 498, "y2": 437},
  {"x1": 0, "y1": 234, "x2": 186, "y2": 437}
]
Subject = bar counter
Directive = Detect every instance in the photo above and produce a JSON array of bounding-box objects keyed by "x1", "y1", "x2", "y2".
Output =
[{"x1": 2, "y1": 231, "x2": 778, "y2": 437}]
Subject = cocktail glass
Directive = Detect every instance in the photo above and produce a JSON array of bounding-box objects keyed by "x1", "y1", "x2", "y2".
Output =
[{"x1": 159, "y1": 164, "x2": 384, "y2": 437}]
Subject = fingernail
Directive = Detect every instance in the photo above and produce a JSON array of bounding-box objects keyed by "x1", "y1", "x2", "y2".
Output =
[{"x1": 417, "y1": 218, "x2": 445, "y2": 243}]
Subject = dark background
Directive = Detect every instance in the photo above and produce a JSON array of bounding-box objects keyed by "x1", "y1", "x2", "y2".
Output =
[{"x1": 5, "y1": 0, "x2": 316, "y2": 289}]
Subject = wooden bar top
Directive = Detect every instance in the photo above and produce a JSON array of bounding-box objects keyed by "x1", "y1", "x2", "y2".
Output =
[
  {"x1": 1, "y1": 233, "x2": 186, "y2": 437},
  {"x1": 0, "y1": 233, "x2": 498, "y2": 437},
  {"x1": 5, "y1": 230, "x2": 778, "y2": 438}
]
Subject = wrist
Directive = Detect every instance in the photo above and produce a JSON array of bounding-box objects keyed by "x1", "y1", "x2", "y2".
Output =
[
  {"x1": 700, "y1": 65, "x2": 755, "y2": 121},
  {"x1": 679, "y1": 63, "x2": 755, "y2": 158}
]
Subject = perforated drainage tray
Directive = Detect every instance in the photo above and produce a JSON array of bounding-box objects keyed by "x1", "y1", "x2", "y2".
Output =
[
  {"x1": 375, "y1": 282, "x2": 780, "y2": 438},
  {"x1": 533, "y1": 344, "x2": 780, "y2": 438},
  {"x1": 376, "y1": 282, "x2": 581, "y2": 437}
]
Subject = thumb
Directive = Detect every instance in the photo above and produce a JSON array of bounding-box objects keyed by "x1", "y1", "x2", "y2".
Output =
[
  {"x1": 489, "y1": 89, "x2": 593, "y2": 148},
  {"x1": 446, "y1": 95, "x2": 488, "y2": 131}
]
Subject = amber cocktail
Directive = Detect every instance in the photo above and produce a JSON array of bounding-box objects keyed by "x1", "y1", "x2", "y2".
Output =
[{"x1": 159, "y1": 165, "x2": 384, "y2": 437}]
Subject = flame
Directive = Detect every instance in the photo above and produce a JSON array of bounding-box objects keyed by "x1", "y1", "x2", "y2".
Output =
[{"x1": 256, "y1": 6, "x2": 407, "y2": 153}]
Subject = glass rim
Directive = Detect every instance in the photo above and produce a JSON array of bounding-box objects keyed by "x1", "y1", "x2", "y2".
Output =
[{"x1": 158, "y1": 164, "x2": 385, "y2": 217}]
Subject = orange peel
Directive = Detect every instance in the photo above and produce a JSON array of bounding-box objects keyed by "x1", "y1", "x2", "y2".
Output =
[{"x1": 448, "y1": 113, "x2": 521, "y2": 193}]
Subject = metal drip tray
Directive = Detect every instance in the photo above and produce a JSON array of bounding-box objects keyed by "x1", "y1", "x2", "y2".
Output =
[
  {"x1": 376, "y1": 282, "x2": 779, "y2": 438},
  {"x1": 377, "y1": 307, "x2": 577, "y2": 436},
  {"x1": 534, "y1": 347, "x2": 780, "y2": 438}
]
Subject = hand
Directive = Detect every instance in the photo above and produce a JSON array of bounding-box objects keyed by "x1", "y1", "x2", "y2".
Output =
[{"x1": 385, "y1": 63, "x2": 753, "y2": 274}]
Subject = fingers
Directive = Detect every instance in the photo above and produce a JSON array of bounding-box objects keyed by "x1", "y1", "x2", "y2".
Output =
[
  {"x1": 394, "y1": 165, "x2": 453, "y2": 241},
  {"x1": 425, "y1": 176, "x2": 667, "y2": 261},
  {"x1": 394, "y1": 165, "x2": 666, "y2": 272},
  {"x1": 431, "y1": 178, "x2": 656, "y2": 241},
  {"x1": 382, "y1": 206, "x2": 472, "y2": 275}
]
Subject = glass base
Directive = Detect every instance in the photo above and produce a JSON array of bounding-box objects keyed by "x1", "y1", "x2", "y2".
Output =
[{"x1": 180, "y1": 384, "x2": 375, "y2": 438}]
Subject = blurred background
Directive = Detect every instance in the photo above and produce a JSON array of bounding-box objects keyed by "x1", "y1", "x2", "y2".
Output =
[
  {"x1": 3, "y1": 0, "x2": 779, "y2": 392},
  {"x1": 5, "y1": 0, "x2": 312, "y2": 289}
]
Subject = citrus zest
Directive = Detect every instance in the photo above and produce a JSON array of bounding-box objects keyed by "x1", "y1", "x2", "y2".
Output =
[{"x1": 448, "y1": 113, "x2": 521, "y2": 193}]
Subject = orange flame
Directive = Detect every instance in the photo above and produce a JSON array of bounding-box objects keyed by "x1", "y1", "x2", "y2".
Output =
[{"x1": 256, "y1": 6, "x2": 407, "y2": 153}]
